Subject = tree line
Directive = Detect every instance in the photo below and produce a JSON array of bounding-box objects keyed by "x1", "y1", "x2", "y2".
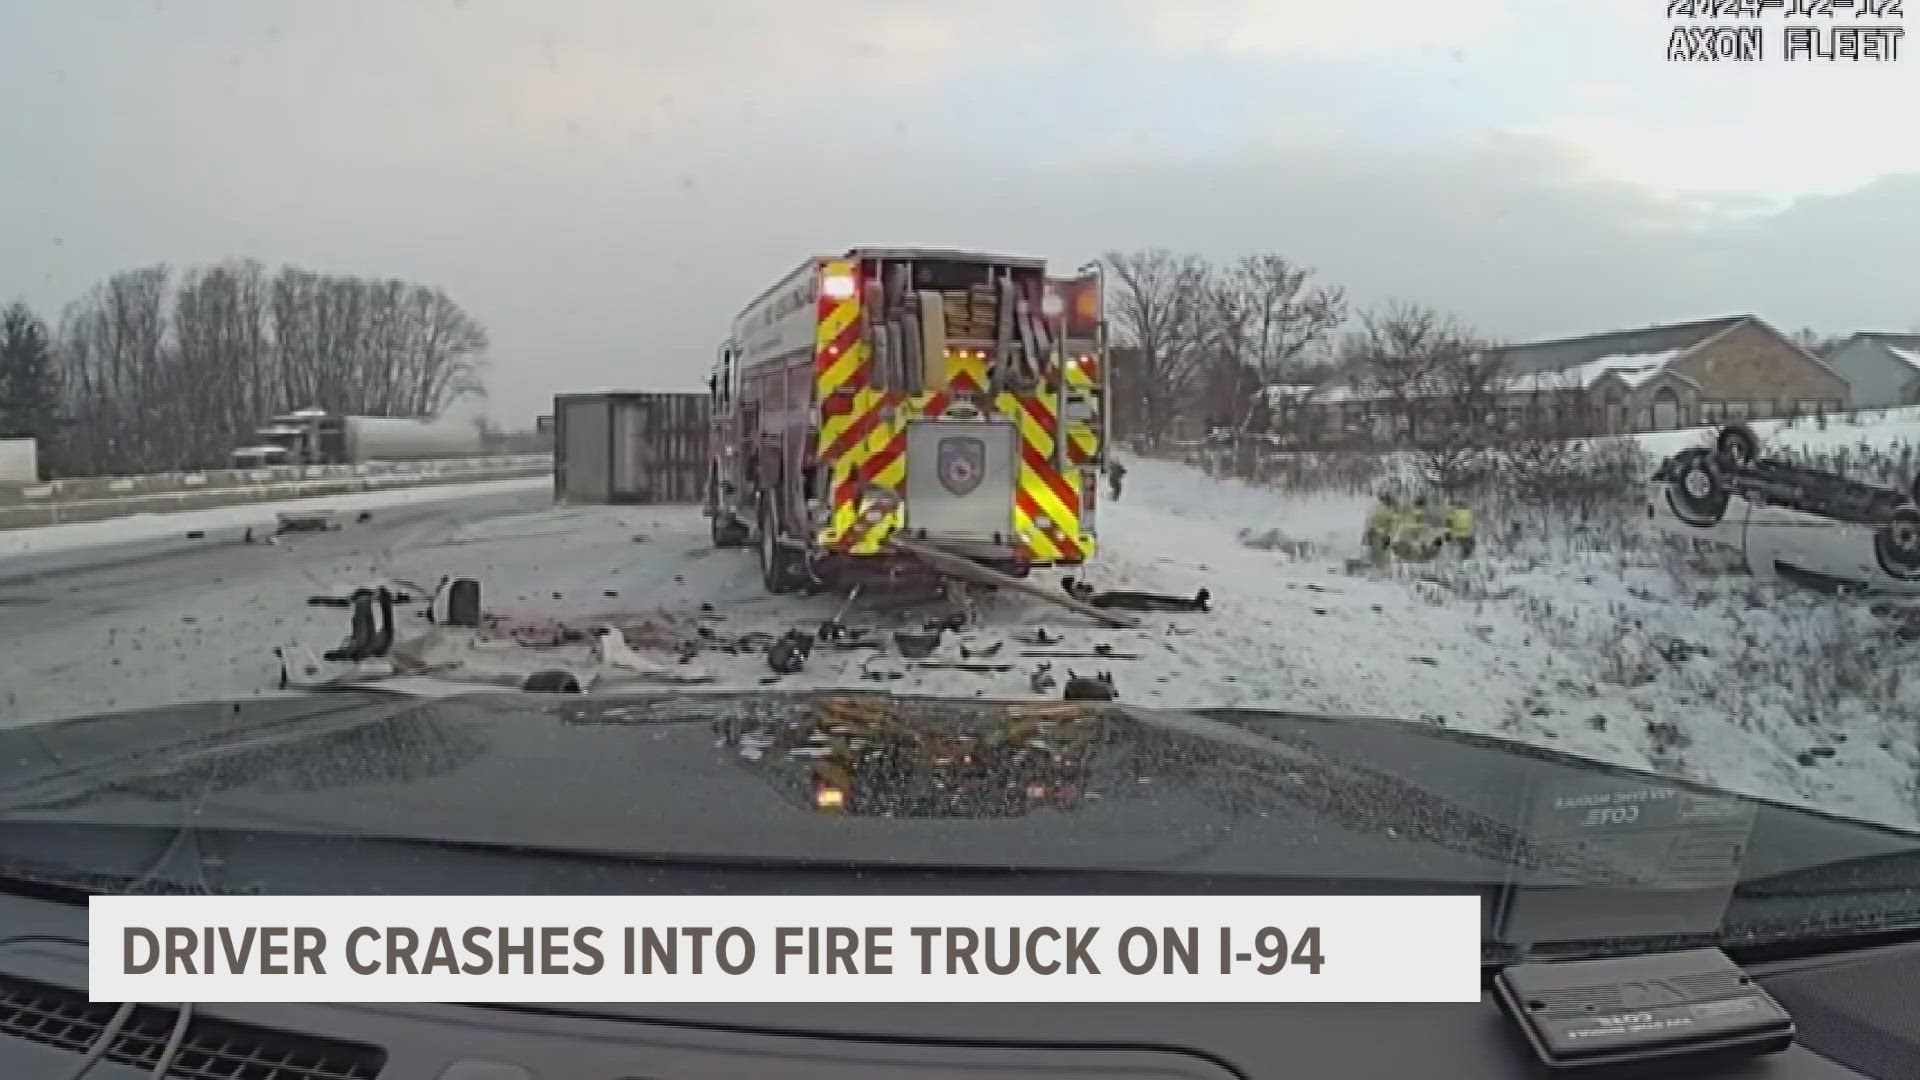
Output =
[
  {"x1": 0, "y1": 261, "x2": 488, "y2": 478},
  {"x1": 1100, "y1": 247, "x2": 1547, "y2": 452},
  {"x1": 1099, "y1": 247, "x2": 1851, "y2": 456}
]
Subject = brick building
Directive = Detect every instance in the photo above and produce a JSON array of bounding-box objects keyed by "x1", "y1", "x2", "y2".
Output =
[
  {"x1": 1268, "y1": 315, "x2": 1848, "y2": 442},
  {"x1": 1492, "y1": 315, "x2": 1848, "y2": 432}
]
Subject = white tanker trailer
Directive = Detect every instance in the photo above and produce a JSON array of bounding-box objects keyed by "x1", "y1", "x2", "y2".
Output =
[{"x1": 230, "y1": 408, "x2": 483, "y2": 467}]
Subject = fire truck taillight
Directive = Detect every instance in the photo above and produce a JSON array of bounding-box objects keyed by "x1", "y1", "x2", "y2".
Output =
[{"x1": 822, "y1": 273, "x2": 856, "y2": 300}]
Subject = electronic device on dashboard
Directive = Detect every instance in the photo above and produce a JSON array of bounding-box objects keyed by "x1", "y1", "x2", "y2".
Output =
[{"x1": 1493, "y1": 947, "x2": 1794, "y2": 1071}]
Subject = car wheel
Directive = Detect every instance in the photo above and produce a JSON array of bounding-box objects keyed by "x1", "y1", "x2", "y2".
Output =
[
  {"x1": 1667, "y1": 449, "x2": 1730, "y2": 527},
  {"x1": 1874, "y1": 505, "x2": 1920, "y2": 581}
]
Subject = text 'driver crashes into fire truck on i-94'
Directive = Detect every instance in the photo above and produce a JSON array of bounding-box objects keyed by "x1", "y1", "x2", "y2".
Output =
[{"x1": 705, "y1": 248, "x2": 1110, "y2": 596}]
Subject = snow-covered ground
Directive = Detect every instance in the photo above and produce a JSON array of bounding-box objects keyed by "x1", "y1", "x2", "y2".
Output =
[
  {"x1": 1630, "y1": 405, "x2": 1920, "y2": 459},
  {"x1": 2, "y1": 448, "x2": 1916, "y2": 829},
  {"x1": 0, "y1": 474, "x2": 553, "y2": 557}
]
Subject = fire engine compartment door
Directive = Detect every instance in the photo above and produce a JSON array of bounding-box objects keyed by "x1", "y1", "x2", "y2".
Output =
[{"x1": 902, "y1": 419, "x2": 1018, "y2": 540}]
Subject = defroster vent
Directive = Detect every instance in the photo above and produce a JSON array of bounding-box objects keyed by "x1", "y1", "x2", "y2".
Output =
[{"x1": 0, "y1": 973, "x2": 384, "y2": 1079}]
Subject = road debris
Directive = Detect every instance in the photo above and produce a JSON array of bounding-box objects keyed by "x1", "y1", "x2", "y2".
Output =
[
  {"x1": 1021, "y1": 650, "x2": 1140, "y2": 660},
  {"x1": 766, "y1": 629, "x2": 813, "y2": 674},
  {"x1": 887, "y1": 536, "x2": 1140, "y2": 628},
  {"x1": 1061, "y1": 577, "x2": 1210, "y2": 613},
  {"x1": 894, "y1": 629, "x2": 943, "y2": 659},
  {"x1": 1062, "y1": 671, "x2": 1116, "y2": 701},
  {"x1": 523, "y1": 669, "x2": 582, "y2": 693}
]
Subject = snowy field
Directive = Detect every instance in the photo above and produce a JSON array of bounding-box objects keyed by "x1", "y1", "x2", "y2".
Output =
[
  {"x1": 1630, "y1": 404, "x2": 1920, "y2": 459},
  {"x1": 1, "y1": 436, "x2": 1917, "y2": 830}
]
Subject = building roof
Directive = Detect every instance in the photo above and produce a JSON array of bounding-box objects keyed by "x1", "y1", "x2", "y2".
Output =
[
  {"x1": 1260, "y1": 314, "x2": 1831, "y2": 407},
  {"x1": 1485, "y1": 315, "x2": 1750, "y2": 377},
  {"x1": 1836, "y1": 332, "x2": 1920, "y2": 374}
]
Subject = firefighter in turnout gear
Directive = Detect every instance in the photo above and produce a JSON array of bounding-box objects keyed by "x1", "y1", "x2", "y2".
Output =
[
  {"x1": 1448, "y1": 500, "x2": 1476, "y2": 557},
  {"x1": 1107, "y1": 459, "x2": 1127, "y2": 501},
  {"x1": 1393, "y1": 496, "x2": 1434, "y2": 559},
  {"x1": 1364, "y1": 493, "x2": 1398, "y2": 566}
]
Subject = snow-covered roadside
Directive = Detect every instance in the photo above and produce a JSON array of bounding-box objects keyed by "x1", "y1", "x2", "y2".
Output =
[
  {"x1": 5, "y1": 450, "x2": 1916, "y2": 830},
  {"x1": 0, "y1": 474, "x2": 553, "y2": 557}
]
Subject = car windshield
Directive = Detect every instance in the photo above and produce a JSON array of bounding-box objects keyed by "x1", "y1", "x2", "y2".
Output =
[{"x1": 2, "y1": 2, "x2": 1918, "y2": 966}]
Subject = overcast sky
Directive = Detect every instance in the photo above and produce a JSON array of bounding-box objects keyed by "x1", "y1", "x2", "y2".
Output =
[{"x1": 4, "y1": 0, "x2": 1917, "y2": 425}]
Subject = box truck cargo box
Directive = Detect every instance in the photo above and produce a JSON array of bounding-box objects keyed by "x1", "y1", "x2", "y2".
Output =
[{"x1": 553, "y1": 392, "x2": 709, "y2": 505}]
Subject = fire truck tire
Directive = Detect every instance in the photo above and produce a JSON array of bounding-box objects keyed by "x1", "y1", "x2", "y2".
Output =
[
  {"x1": 758, "y1": 499, "x2": 803, "y2": 594},
  {"x1": 1874, "y1": 506, "x2": 1920, "y2": 580},
  {"x1": 1666, "y1": 449, "x2": 1730, "y2": 527},
  {"x1": 1716, "y1": 424, "x2": 1759, "y2": 468}
]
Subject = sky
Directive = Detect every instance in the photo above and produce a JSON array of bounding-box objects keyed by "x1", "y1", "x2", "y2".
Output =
[{"x1": 3, "y1": 0, "x2": 1918, "y2": 426}]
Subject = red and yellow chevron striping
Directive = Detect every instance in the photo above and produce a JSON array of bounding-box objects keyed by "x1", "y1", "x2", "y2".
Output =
[
  {"x1": 808, "y1": 265, "x2": 1099, "y2": 564},
  {"x1": 997, "y1": 388, "x2": 1092, "y2": 564}
]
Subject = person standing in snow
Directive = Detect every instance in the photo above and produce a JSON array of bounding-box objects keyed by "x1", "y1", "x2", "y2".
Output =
[
  {"x1": 1420, "y1": 496, "x2": 1447, "y2": 557},
  {"x1": 1395, "y1": 496, "x2": 1431, "y2": 558},
  {"x1": 1365, "y1": 493, "x2": 1397, "y2": 566},
  {"x1": 1107, "y1": 459, "x2": 1127, "y2": 501},
  {"x1": 1447, "y1": 499, "x2": 1476, "y2": 557}
]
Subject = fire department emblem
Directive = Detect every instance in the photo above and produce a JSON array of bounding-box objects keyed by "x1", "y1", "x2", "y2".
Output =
[{"x1": 937, "y1": 436, "x2": 986, "y2": 497}]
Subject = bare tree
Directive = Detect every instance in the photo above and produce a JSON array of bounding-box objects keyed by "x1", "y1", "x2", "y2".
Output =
[
  {"x1": 175, "y1": 260, "x2": 272, "y2": 466},
  {"x1": 49, "y1": 261, "x2": 491, "y2": 476},
  {"x1": 58, "y1": 265, "x2": 174, "y2": 474},
  {"x1": 1340, "y1": 302, "x2": 1485, "y2": 446},
  {"x1": 1102, "y1": 248, "x2": 1210, "y2": 444},
  {"x1": 1413, "y1": 339, "x2": 1509, "y2": 493},
  {"x1": 1230, "y1": 254, "x2": 1347, "y2": 384},
  {"x1": 397, "y1": 284, "x2": 488, "y2": 415}
]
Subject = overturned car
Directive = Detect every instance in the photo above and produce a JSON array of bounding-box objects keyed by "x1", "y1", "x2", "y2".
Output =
[{"x1": 1648, "y1": 423, "x2": 1920, "y2": 593}]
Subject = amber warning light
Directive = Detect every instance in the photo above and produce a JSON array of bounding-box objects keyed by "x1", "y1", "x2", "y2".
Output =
[{"x1": 1053, "y1": 276, "x2": 1101, "y2": 336}]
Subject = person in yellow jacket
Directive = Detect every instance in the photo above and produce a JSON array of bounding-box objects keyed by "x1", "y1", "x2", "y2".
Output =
[
  {"x1": 1364, "y1": 493, "x2": 1397, "y2": 565},
  {"x1": 1393, "y1": 496, "x2": 1432, "y2": 558},
  {"x1": 1447, "y1": 500, "x2": 1476, "y2": 557}
]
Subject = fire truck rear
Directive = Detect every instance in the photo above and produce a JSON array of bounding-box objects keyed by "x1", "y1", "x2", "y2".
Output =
[{"x1": 706, "y1": 248, "x2": 1108, "y2": 595}]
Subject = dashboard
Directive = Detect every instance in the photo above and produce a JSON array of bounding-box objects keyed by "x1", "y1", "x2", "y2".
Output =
[{"x1": 2, "y1": 890, "x2": 1913, "y2": 1080}]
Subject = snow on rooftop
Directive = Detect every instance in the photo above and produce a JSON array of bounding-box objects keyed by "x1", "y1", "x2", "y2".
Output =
[
  {"x1": 1506, "y1": 349, "x2": 1685, "y2": 393},
  {"x1": 1258, "y1": 348, "x2": 1688, "y2": 408}
]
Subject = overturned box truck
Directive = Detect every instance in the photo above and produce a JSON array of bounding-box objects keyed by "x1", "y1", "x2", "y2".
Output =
[
  {"x1": 707, "y1": 247, "x2": 1109, "y2": 594},
  {"x1": 553, "y1": 392, "x2": 708, "y2": 505}
]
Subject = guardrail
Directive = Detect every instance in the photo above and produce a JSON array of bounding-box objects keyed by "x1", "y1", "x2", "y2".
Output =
[{"x1": 0, "y1": 455, "x2": 554, "y2": 532}]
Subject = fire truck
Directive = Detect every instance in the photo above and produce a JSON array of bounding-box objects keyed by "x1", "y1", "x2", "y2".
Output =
[{"x1": 706, "y1": 248, "x2": 1109, "y2": 594}]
